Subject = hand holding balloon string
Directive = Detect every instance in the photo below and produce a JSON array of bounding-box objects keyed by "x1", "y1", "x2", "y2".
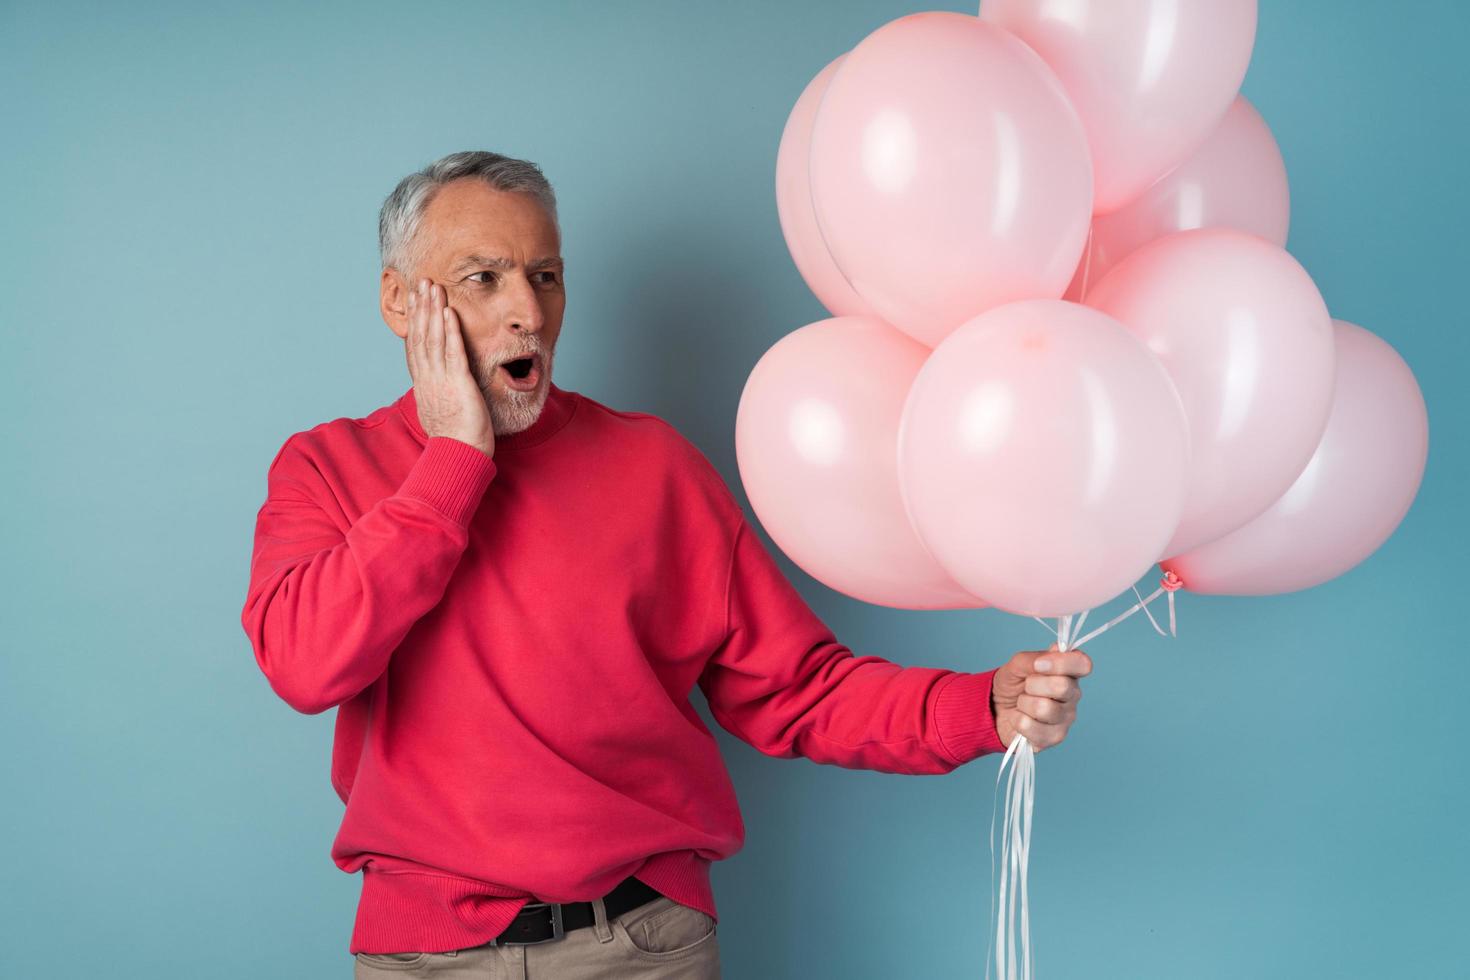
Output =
[{"x1": 990, "y1": 643, "x2": 1092, "y2": 751}]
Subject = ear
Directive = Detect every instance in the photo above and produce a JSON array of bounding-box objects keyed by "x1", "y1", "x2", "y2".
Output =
[{"x1": 381, "y1": 267, "x2": 411, "y2": 339}]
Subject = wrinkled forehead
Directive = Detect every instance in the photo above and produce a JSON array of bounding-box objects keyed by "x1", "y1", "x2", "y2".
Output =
[{"x1": 419, "y1": 180, "x2": 560, "y2": 270}]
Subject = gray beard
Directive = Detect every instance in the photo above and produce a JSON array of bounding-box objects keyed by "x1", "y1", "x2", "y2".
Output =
[{"x1": 473, "y1": 347, "x2": 554, "y2": 436}]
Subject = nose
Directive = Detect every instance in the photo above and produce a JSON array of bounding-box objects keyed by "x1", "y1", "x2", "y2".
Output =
[{"x1": 505, "y1": 273, "x2": 545, "y2": 336}]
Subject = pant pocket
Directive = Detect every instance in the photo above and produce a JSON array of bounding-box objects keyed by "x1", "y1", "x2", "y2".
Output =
[
  {"x1": 354, "y1": 950, "x2": 429, "y2": 972},
  {"x1": 613, "y1": 899, "x2": 718, "y2": 959}
]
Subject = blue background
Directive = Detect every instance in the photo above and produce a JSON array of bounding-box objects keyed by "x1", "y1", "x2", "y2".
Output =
[{"x1": 3, "y1": 1, "x2": 1464, "y2": 977}]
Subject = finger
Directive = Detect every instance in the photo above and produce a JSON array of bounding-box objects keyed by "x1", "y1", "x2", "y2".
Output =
[
  {"x1": 403, "y1": 285, "x2": 416, "y2": 371},
  {"x1": 1017, "y1": 694, "x2": 1068, "y2": 725},
  {"x1": 1033, "y1": 649, "x2": 1092, "y2": 678},
  {"x1": 1006, "y1": 648, "x2": 1051, "y2": 677},
  {"x1": 410, "y1": 279, "x2": 430, "y2": 349},
  {"x1": 425, "y1": 283, "x2": 445, "y2": 365},
  {"x1": 442, "y1": 302, "x2": 469, "y2": 373},
  {"x1": 1018, "y1": 715, "x2": 1069, "y2": 751},
  {"x1": 405, "y1": 280, "x2": 425, "y2": 375},
  {"x1": 1023, "y1": 674, "x2": 1080, "y2": 702},
  {"x1": 1022, "y1": 674, "x2": 1074, "y2": 699}
]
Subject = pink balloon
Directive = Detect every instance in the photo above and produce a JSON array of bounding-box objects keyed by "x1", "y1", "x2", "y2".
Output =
[
  {"x1": 980, "y1": 0, "x2": 1258, "y2": 214},
  {"x1": 774, "y1": 53, "x2": 876, "y2": 318},
  {"x1": 898, "y1": 300, "x2": 1190, "y2": 618},
  {"x1": 1163, "y1": 320, "x2": 1428, "y2": 595},
  {"x1": 1085, "y1": 228, "x2": 1336, "y2": 559},
  {"x1": 1065, "y1": 95, "x2": 1290, "y2": 301},
  {"x1": 808, "y1": 12, "x2": 1092, "y2": 348},
  {"x1": 735, "y1": 316, "x2": 984, "y2": 610}
]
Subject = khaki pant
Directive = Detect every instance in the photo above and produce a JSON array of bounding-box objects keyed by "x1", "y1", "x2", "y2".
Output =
[{"x1": 353, "y1": 894, "x2": 720, "y2": 979}]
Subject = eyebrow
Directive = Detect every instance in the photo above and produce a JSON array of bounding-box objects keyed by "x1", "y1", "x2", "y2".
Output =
[{"x1": 450, "y1": 253, "x2": 564, "y2": 274}]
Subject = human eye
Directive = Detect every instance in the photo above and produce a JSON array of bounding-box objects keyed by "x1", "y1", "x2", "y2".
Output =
[
  {"x1": 534, "y1": 270, "x2": 562, "y2": 285},
  {"x1": 467, "y1": 270, "x2": 498, "y2": 285}
]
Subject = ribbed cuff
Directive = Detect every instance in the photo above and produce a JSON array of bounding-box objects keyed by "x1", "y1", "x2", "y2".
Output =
[
  {"x1": 398, "y1": 436, "x2": 497, "y2": 526},
  {"x1": 932, "y1": 669, "x2": 1007, "y2": 765},
  {"x1": 633, "y1": 850, "x2": 718, "y2": 923}
]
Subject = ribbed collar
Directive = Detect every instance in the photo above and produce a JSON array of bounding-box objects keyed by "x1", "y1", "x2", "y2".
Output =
[{"x1": 395, "y1": 381, "x2": 579, "y2": 452}]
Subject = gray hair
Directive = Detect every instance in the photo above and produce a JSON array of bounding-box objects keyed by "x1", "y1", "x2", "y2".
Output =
[{"x1": 378, "y1": 150, "x2": 559, "y2": 274}]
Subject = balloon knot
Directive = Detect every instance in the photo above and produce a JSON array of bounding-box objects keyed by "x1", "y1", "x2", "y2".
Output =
[{"x1": 1160, "y1": 570, "x2": 1184, "y2": 592}]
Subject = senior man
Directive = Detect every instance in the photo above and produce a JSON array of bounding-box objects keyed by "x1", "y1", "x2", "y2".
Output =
[{"x1": 240, "y1": 150, "x2": 1091, "y2": 978}]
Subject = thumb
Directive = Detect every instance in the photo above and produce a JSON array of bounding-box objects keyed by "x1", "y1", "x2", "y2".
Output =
[{"x1": 1000, "y1": 645, "x2": 1051, "y2": 681}]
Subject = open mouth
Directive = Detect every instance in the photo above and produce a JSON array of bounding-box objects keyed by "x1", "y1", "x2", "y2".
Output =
[{"x1": 500, "y1": 355, "x2": 540, "y2": 390}]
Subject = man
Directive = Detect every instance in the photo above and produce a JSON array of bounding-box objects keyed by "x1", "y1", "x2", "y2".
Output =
[{"x1": 240, "y1": 150, "x2": 1091, "y2": 978}]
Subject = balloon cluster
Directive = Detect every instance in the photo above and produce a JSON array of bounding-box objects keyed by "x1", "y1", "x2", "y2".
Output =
[{"x1": 740, "y1": 4, "x2": 1428, "y2": 621}]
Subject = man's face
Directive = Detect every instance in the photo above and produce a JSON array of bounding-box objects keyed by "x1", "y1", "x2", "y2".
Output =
[{"x1": 380, "y1": 178, "x2": 566, "y2": 435}]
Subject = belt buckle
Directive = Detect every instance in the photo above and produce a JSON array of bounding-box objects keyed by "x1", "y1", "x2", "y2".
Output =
[{"x1": 495, "y1": 902, "x2": 565, "y2": 946}]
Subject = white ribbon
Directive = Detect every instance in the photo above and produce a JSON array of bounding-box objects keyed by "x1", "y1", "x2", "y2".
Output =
[
  {"x1": 987, "y1": 613, "x2": 1067, "y2": 980},
  {"x1": 990, "y1": 722, "x2": 1036, "y2": 979},
  {"x1": 991, "y1": 581, "x2": 1180, "y2": 979}
]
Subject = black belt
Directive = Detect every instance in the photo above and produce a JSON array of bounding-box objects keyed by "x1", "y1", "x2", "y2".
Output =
[{"x1": 490, "y1": 875, "x2": 664, "y2": 946}]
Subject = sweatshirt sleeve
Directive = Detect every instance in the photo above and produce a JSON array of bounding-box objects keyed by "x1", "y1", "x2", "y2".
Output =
[
  {"x1": 240, "y1": 435, "x2": 497, "y2": 715},
  {"x1": 696, "y1": 519, "x2": 1006, "y2": 775}
]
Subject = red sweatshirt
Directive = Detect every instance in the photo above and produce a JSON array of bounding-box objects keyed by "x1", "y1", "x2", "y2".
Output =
[{"x1": 240, "y1": 381, "x2": 1004, "y2": 955}]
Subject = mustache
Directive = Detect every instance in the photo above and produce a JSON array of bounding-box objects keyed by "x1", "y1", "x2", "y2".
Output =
[
  {"x1": 473, "y1": 345, "x2": 553, "y2": 393},
  {"x1": 488, "y1": 343, "x2": 548, "y2": 365},
  {"x1": 472, "y1": 348, "x2": 543, "y2": 372}
]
